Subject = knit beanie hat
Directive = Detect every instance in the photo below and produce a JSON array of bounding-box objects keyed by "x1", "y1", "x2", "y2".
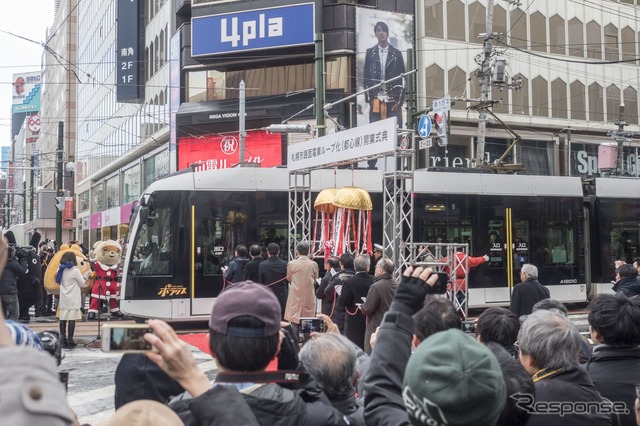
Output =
[
  {"x1": 5, "y1": 320, "x2": 43, "y2": 350},
  {"x1": 402, "y1": 329, "x2": 506, "y2": 426}
]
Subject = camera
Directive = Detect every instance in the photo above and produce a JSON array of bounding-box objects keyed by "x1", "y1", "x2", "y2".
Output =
[
  {"x1": 101, "y1": 324, "x2": 153, "y2": 352},
  {"x1": 461, "y1": 320, "x2": 476, "y2": 334},
  {"x1": 298, "y1": 317, "x2": 325, "y2": 345}
]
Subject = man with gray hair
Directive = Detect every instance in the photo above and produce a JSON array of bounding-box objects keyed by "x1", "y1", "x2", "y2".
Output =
[
  {"x1": 340, "y1": 254, "x2": 373, "y2": 350},
  {"x1": 510, "y1": 264, "x2": 549, "y2": 317},
  {"x1": 362, "y1": 258, "x2": 397, "y2": 354},
  {"x1": 299, "y1": 333, "x2": 365, "y2": 425},
  {"x1": 516, "y1": 309, "x2": 611, "y2": 425}
]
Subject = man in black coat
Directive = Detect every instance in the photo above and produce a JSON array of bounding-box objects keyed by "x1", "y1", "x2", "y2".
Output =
[
  {"x1": 586, "y1": 293, "x2": 640, "y2": 426},
  {"x1": 243, "y1": 244, "x2": 264, "y2": 283},
  {"x1": 612, "y1": 264, "x2": 640, "y2": 297},
  {"x1": 510, "y1": 263, "x2": 550, "y2": 318},
  {"x1": 224, "y1": 244, "x2": 249, "y2": 284},
  {"x1": 0, "y1": 237, "x2": 28, "y2": 321},
  {"x1": 258, "y1": 243, "x2": 288, "y2": 319},
  {"x1": 325, "y1": 253, "x2": 355, "y2": 333},
  {"x1": 339, "y1": 255, "x2": 373, "y2": 351},
  {"x1": 316, "y1": 256, "x2": 340, "y2": 316}
]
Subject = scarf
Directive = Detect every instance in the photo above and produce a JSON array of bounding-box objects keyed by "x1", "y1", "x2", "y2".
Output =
[{"x1": 55, "y1": 262, "x2": 75, "y2": 284}]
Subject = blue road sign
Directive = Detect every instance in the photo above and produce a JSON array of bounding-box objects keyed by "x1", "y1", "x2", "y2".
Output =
[{"x1": 418, "y1": 115, "x2": 432, "y2": 138}]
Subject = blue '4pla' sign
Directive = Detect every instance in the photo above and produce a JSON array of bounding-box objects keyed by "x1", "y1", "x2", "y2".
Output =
[{"x1": 192, "y1": 3, "x2": 315, "y2": 57}]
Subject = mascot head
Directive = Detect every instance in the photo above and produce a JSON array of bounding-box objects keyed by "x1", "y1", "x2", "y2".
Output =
[
  {"x1": 95, "y1": 240, "x2": 122, "y2": 267},
  {"x1": 44, "y1": 243, "x2": 94, "y2": 294}
]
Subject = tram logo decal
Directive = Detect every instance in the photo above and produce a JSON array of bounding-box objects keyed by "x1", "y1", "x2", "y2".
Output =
[
  {"x1": 559, "y1": 279, "x2": 578, "y2": 284},
  {"x1": 220, "y1": 136, "x2": 238, "y2": 155},
  {"x1": 158, "y1": 284, "x2": 188, "y2": 297}
]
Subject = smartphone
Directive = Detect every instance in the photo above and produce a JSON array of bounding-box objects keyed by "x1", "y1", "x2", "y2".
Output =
[
  {"x1": 101, "y1": 324, "x2": 153, "y2": 353},
  {"x1": 461, "y1": 320, "x2": 476, "y2": 334},
  {"x1": 299, "y1": 317, "x2": 325, "y2": 345},
  {"x1": 432, "y1": 271, "x2": 450, "y2": 294}
]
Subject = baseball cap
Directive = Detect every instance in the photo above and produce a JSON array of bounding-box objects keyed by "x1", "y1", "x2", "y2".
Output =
[
  {"x1": 102, "y1": 400, "x2": 184, "y2": 426},
  {"x1": 209, "y1": 281, "x2": 281, "y2": 337},
  {"x1": 402, "y1": 329, "x2": 506, "y2": 426}
]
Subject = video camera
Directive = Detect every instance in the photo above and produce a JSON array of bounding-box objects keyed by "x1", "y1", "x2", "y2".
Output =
[{"x1": 8, "y1": 244, "x2": 35, "y2": 259}]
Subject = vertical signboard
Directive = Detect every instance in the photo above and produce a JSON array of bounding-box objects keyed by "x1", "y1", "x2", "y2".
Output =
[
  {"x1": 116, "y1": 0, "x2": 142, "y2": 102},
  {"x1": 63, "y1": 197, "x2": 74, "y2": 229}
]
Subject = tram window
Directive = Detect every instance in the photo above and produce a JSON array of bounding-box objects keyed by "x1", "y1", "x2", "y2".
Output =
[
  {"x1": 420, "y1": 219, "x2": 473, "y2": 247},
  {"x1": 488, "y1": 221, "x2": 504, "y2": 267},
  {"x1": 131, "y1": 207, "x2": 172, "y2": 275},
  {"x1": 201, "y1": 217, "x2": 224, "y2": 276},
  {"x1": 543, "y1": 220, "x2": 575, "y2": 266},
  {"x1": 610, "y1": 225, "x2": 639, "y2": 264}
]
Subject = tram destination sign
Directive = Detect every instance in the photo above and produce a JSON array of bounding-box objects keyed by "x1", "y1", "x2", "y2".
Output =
[{"x1": 287, "y1": 118, "x2": 397, "y2": 171}]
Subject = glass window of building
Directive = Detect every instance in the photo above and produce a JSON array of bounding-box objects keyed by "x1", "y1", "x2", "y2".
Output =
[
  {"x1": 325, "y1": 56, "x2": 350, "y2": 92},
  {"x1": 426, "y1": 64, "x2": 445, "y2": 97},
  {"x1": 447, "y1": 0, "x2": 465, "y2": 42},
  {"x1": 621, "y1": 26, "x2": 636, "y2": 61},
  {"x1": 604, "y1": 24, "x2": 619, "y2": 61},
  {"x1": 470, "y1": 71, "x2": 480, "y2": 101},
  {"x1": 509, "y1": 8, "x2": 528, "y2": 49},
  {"x1": 92, "y1": 183, "x2": 104, "y2": 213},
  {"x1": 520, "y1": 140, "x2": 552, "y2": 176},
  {"x1": 570, "y1": 80, "x2": 586, "y2": 120},
  {"x1": 491, "y1": 85, "x2": 508, "y2": 114},
  {"x1": 78, "y1": 191, "x2": 90, "y2": 213},
  {"x1": 530, "y1": 12, "x2": 547, "y2": 53},
  {"x1": 549, "y1": 15, "x2": 566, "y2": 55},
  {"x1": 468, "y1": 2, "x2": 486, "y2": 44},
  {"x1": 448, "y1": 66, "x2": 467, "y2": 110},
  {"x1": 624, "y1": 86, "x2": 638, "y2": 125},
  {"x1": 589, "y1": 82, "x2": 604, "y2": 122},
  {"x1": 568, "y1": 18, "x2": 584, "y2": 57},
  {"x1": 123, "y1": 165, "x2": 141, "y2": 204},
  {"x1": 586, "y1": 21, "x2": 602, "y2": 60},
  {"x1": 511, "y1": 74, "x2": 529, "y2": 115},
  {"x1": 493, "y1": 6, "x2": 507, "y2": 44},
  {"x1": 532, "y1": 76, "x2": 549, "y2": 117},
  {"x1": 606, "y1": 85, "x2": 621, "y2": 123},
  {"x1": 105, "y1": 175, "x2": 119, "y2": 209},
  {"x1": 551, "y1": 78, "x2": 568, "y2": 119},
  {"x1": 424, "y1": 0, "x2": 444, "y2": 39}
]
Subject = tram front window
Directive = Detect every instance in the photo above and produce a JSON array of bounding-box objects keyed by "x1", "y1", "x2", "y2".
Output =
[{"x1": 131, "y1": 207, "x2": 172, "y2": 276}]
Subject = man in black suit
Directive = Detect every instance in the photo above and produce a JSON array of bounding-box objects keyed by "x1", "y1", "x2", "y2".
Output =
[
  {"x1": 243, "y1": 244, "x2": 264, "y2": 283},
  {"x1": 510, "y1": 263, "x2": 550, "y2": 318},
  {"x1": 258, "y1": 243, "x2": 288, "y2": 319},
  {"x1": 339, "y1": 254, "x2": 373, "y2": 350},
  {"x1": 363, "y1": 21, "x2": 406, "y2": 169}
]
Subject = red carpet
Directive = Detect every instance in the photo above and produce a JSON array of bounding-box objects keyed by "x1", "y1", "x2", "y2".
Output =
[{"x1": 178, "y1": 333, "x2": 278, "y2": 371}]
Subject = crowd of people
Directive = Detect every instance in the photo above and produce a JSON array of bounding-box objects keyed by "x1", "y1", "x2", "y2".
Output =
[{"x1": 2, "y1": 234, "x2": 640, "y2": 425}]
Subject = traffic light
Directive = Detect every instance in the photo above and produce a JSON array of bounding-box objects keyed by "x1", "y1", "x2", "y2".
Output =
[
  {"x1": 55, "y1": 197, "x2": 64, "y2": 211},
  {"x1": 433, "y1": 112, "x2": 448, "y2": 146}
]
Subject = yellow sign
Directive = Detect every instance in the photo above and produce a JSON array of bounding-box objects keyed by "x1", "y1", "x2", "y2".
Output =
[{"x1": 157, "y1": 284, "x2": 187, "y2": 297}]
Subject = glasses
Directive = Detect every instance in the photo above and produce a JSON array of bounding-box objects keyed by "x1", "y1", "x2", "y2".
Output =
[
  {"x1": 636, "y1": 385, "x2": 640, "y2": 400},
  {"x1": 514, "y1": 341, "x2": 521, "y2": 356}
]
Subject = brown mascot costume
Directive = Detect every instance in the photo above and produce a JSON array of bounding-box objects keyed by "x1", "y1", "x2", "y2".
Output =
[{"x1": 87, "y1": 240, "x2": 123, "y2": 320}]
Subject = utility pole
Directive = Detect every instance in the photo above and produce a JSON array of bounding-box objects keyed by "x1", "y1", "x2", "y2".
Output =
[
  {"x1": 239, "y1": 80, "x2": 246, "y2": 164},
  {"x1": 29, "y1": 154, "x2": 34, "y2": 221},
  {"x1": 56, "y1": 121, "x2": 63, "y2": 246},
  {"x1": 314, "y1": 0, "x2": 325, "y2": 137},
  {"x1": 475, "y1": 0, "x2": 495, "y2": 168}
]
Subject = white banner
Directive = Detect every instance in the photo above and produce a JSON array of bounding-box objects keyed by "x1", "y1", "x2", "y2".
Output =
[{"x1": 287, "y1": 118, "x2": 397, "y2": 171}]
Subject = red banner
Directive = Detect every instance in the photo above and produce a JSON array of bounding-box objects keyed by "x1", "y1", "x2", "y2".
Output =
[
  {"x1": 63, "y1": 197, "x2": 74, "y2": 229},
  {"x1": 178, "y1": 130, "x2": 282, "y2": 171}
]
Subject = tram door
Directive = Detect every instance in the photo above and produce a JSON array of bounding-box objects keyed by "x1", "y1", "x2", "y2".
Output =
[
  {"x1": 484, "y1": 208, "x2": 530, "y2": 303},
  {"x1": 191, "y1": 204, "x2": 245, "y2": 316}
]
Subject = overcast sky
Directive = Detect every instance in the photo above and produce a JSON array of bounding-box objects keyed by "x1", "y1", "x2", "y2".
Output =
[{"x1": 0, "y1": 0, "x2": 54, "y2": 147}]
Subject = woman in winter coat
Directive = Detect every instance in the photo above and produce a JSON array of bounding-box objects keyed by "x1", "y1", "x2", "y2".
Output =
[{"x1": 56, "y1": 251, "x2": 88, "y2": 348}]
